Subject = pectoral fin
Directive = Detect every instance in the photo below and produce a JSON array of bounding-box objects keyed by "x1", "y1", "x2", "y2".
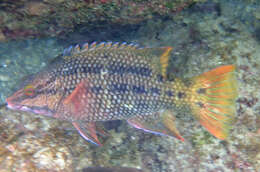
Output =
[
  {"x1": 127, "y1": 110, "x2": 184, "y2": 141},
  {"x1": 72, "y1": 121, "x2": 102, "y2": 146},
  {"x1": 63, "y1": 80, "x2": 90, "y2": 115}
]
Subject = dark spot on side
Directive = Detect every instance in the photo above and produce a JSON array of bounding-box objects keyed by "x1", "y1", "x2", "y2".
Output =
[
  {"x1": 130, "y1": 66, "x2": 151, "y2": 77},
  {"x1": 182, "y1": 79, "x2": 193, "y2": 87},
  {"x1": 107, "y1": 65, "x2": 119, "y2": 74},
  {"x1": 126, "y1": 66, "x2": 134, "y2": 74},
  {"x1": 196, "y1": 102, "x2": 205, "y2": 108},
  {"x1": 132, "y1": 85, "x2": 147, "y2": 94},
  {"x1": 178, "y1": 92, "x2": 185, "y2": 99},
  {"x1": 197, "y1": 88, "x2": 206, "y2": 94},
  {"x1": 150, "y1": 87, "x2": 160, "y2": 95},
  {"x1": 165, "y1": 90, "x2": 174, "y2": 97},
  {"x1": 92, "y1": 65, "x2": 103, "y2": 73},
  {"x1": 82, "y1": 66, "x2": 90, "y2": 73},
  {"x1": 157, "y1": 74, "x2": 164, "y2": 82},
  {"x1": 107, "y1": 65, "x2": 151, "y2": 77},
  {"x1": 139, "y1": 67, "x2": 151, "y2": 77},
  {"x1": 110, "y1": 84, "x2": 128, "y2": 93}
]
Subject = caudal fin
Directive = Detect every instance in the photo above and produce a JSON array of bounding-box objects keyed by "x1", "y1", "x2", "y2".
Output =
[{"x1": 190, "y1": 65, "x2": 238, "y2": 140}]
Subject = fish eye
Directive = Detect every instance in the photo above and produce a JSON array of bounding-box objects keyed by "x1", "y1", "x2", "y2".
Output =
[{"x1": 24, "y1": 85, "x2": 35, "y2": 97}]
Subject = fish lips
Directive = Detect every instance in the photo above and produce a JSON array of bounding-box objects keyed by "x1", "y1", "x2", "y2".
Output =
[
  {"x1": 6, "y1": 95, "x2": 22, "y2": 110},
  {"x1": 6, "y1": 99, "x2": 54, "y2": 117}
]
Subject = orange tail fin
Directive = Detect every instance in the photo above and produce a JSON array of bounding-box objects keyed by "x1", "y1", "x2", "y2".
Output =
[{"x1": 190, "y1": 65, "x2": 238, "y2": 140}]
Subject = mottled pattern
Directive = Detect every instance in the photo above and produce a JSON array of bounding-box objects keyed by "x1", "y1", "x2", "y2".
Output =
[{"x1": 44, "y1": 43, "x2": 189, "y2": 122}]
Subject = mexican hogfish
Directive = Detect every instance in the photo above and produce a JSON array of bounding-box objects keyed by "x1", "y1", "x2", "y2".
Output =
[{"x1": 6, "y1": 42, "x2": 238, "y2": 145}]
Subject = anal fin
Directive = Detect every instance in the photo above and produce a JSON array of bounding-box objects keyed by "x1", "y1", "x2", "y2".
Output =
[
  {"x1": 72, "y1": 121, "x2": 102, "y2": 146},
  {"x1": 127, "y1": 110, "x2": 184, "y2": 141},
  {"x1": 161, "y1": 110, "x2": 184, "y2": 141}
]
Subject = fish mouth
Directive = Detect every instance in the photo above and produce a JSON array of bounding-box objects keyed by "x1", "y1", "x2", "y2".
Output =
[
  {"x1": 6, "y1": 101, "x2": 31, "y2": 112},
  {"x1": 6, "y1": 100, "x2": 54, "y2": 117},
  {"x1": 6, "y1": 95, "x2": 34, "y2": 112},
  {"x1": 6, "y1": 95, "x2": 21, "y2": 109},
  {"x1": 6, "y1": 101, "x2": 22, "y2": 110}
]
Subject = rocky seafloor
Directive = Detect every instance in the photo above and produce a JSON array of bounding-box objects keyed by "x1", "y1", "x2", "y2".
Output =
[
  {"x1": 0, "y1": 0, "x2": 259, "y2": 171},
  {"x1": 0, "y1": 0, "x2": 201, "y2": 42}
]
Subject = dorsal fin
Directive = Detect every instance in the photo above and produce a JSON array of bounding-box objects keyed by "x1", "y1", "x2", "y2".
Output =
[
  {"x1": 139, "y1": 46, "x2": 173, "y2": 80},
  {"x1": 89, "y1": 42, "x2": 97, "y2": 50},
  {"x1": 62, "y1": 41, "x2": 140, "y2": 57},
  {"x1": 62, "y1": 42, "x2": 173, "y2": 79},
  {"x1": 159, "y1": 47, "x2": 172, "y2": 79}
]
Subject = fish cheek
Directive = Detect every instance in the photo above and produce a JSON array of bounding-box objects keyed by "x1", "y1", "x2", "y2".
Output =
[
  {"x1": 20, "y1": 94, "x2": 62, "y2": 117},
  {"x1": 22, "y1": 94, "x2": 49, "y2": 108}
]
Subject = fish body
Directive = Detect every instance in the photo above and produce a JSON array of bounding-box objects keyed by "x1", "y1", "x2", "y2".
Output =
[{"x1": 6, "y1": 42, "x2": 238, "y2": 145}]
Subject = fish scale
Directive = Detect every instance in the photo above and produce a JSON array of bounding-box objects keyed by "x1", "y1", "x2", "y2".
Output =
[
  {"x1": 52, "y1": 48, "x2": 175, "y2": 121},
  {"x1": 6, "y1": 42, "x2": 238, "y2": 145}
]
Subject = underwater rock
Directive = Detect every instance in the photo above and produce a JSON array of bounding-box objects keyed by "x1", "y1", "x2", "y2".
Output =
[
  {"x1": 0, "y1": 30, "x2": 6, "y2": 42},
  {"x1": 24, "y1": 2, "x2": 50, "y2": 16},
  {"x1": 0, "y1": 74, "x2": 10, "y2": 81},
  {"x1": 82, "y1": 167, "x2": 143, "y2": 172},
  {"x1": 0, "y1": 0, "x2": 201, "y2": 42}
]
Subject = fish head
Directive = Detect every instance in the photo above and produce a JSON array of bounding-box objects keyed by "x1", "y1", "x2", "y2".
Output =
[{"x1": 6, "y1": 71, "x2": 60, "y2": 118}]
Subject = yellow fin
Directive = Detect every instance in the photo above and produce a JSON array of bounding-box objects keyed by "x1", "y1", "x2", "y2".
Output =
[
  {"x1": 190, "y1": 65, "x2": 238, "y2": 140},
  {"x1": 142, "y1": 46, "x2": 173, "y2": 80},
  {"x1": 160, "y1": 47, "x2": 172, "y2": 79},
  {"x1": 127, "y1": 110, "x2": 184, "y2": 141},
  {"x1": 161, "y1": 110, "x2": 184, "y2": 141}
]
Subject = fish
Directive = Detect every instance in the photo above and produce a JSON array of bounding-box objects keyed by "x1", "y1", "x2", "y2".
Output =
[{"x1": 6, "y1": 42, "x2": 238, "y2": 145}]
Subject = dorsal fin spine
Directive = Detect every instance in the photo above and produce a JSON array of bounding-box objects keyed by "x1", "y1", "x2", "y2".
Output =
[
  {"x1": 63, "y1": 45, "x2": 73, "y2": 56},
  {"x1": 90, "y1": 42, "x2": 97, "y2": 50},
  {"x1": 98, "y1": 42, "x2": 105, "y2": 49},
  {"x1": 74, "y1": 44, "x2": 80, "y2": 53},
  {"x1": 120, "y1": 42, "x2": 127, "y2": 49},
  {"x1": 106, "y1": 41, "x2": 112, "y2": 48},
  {"x1": 82, "y1": 43, "x2": 89, "y2": 49},
  {"x1": 160, "y1": 47, "x2": 172, "y2": 79},
  {"x1": 63, "y1": 41, "x2": 142, "y2": 57},
  {"x1": 112, "y1": 42, "x2": 119, "y2": 49}
]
